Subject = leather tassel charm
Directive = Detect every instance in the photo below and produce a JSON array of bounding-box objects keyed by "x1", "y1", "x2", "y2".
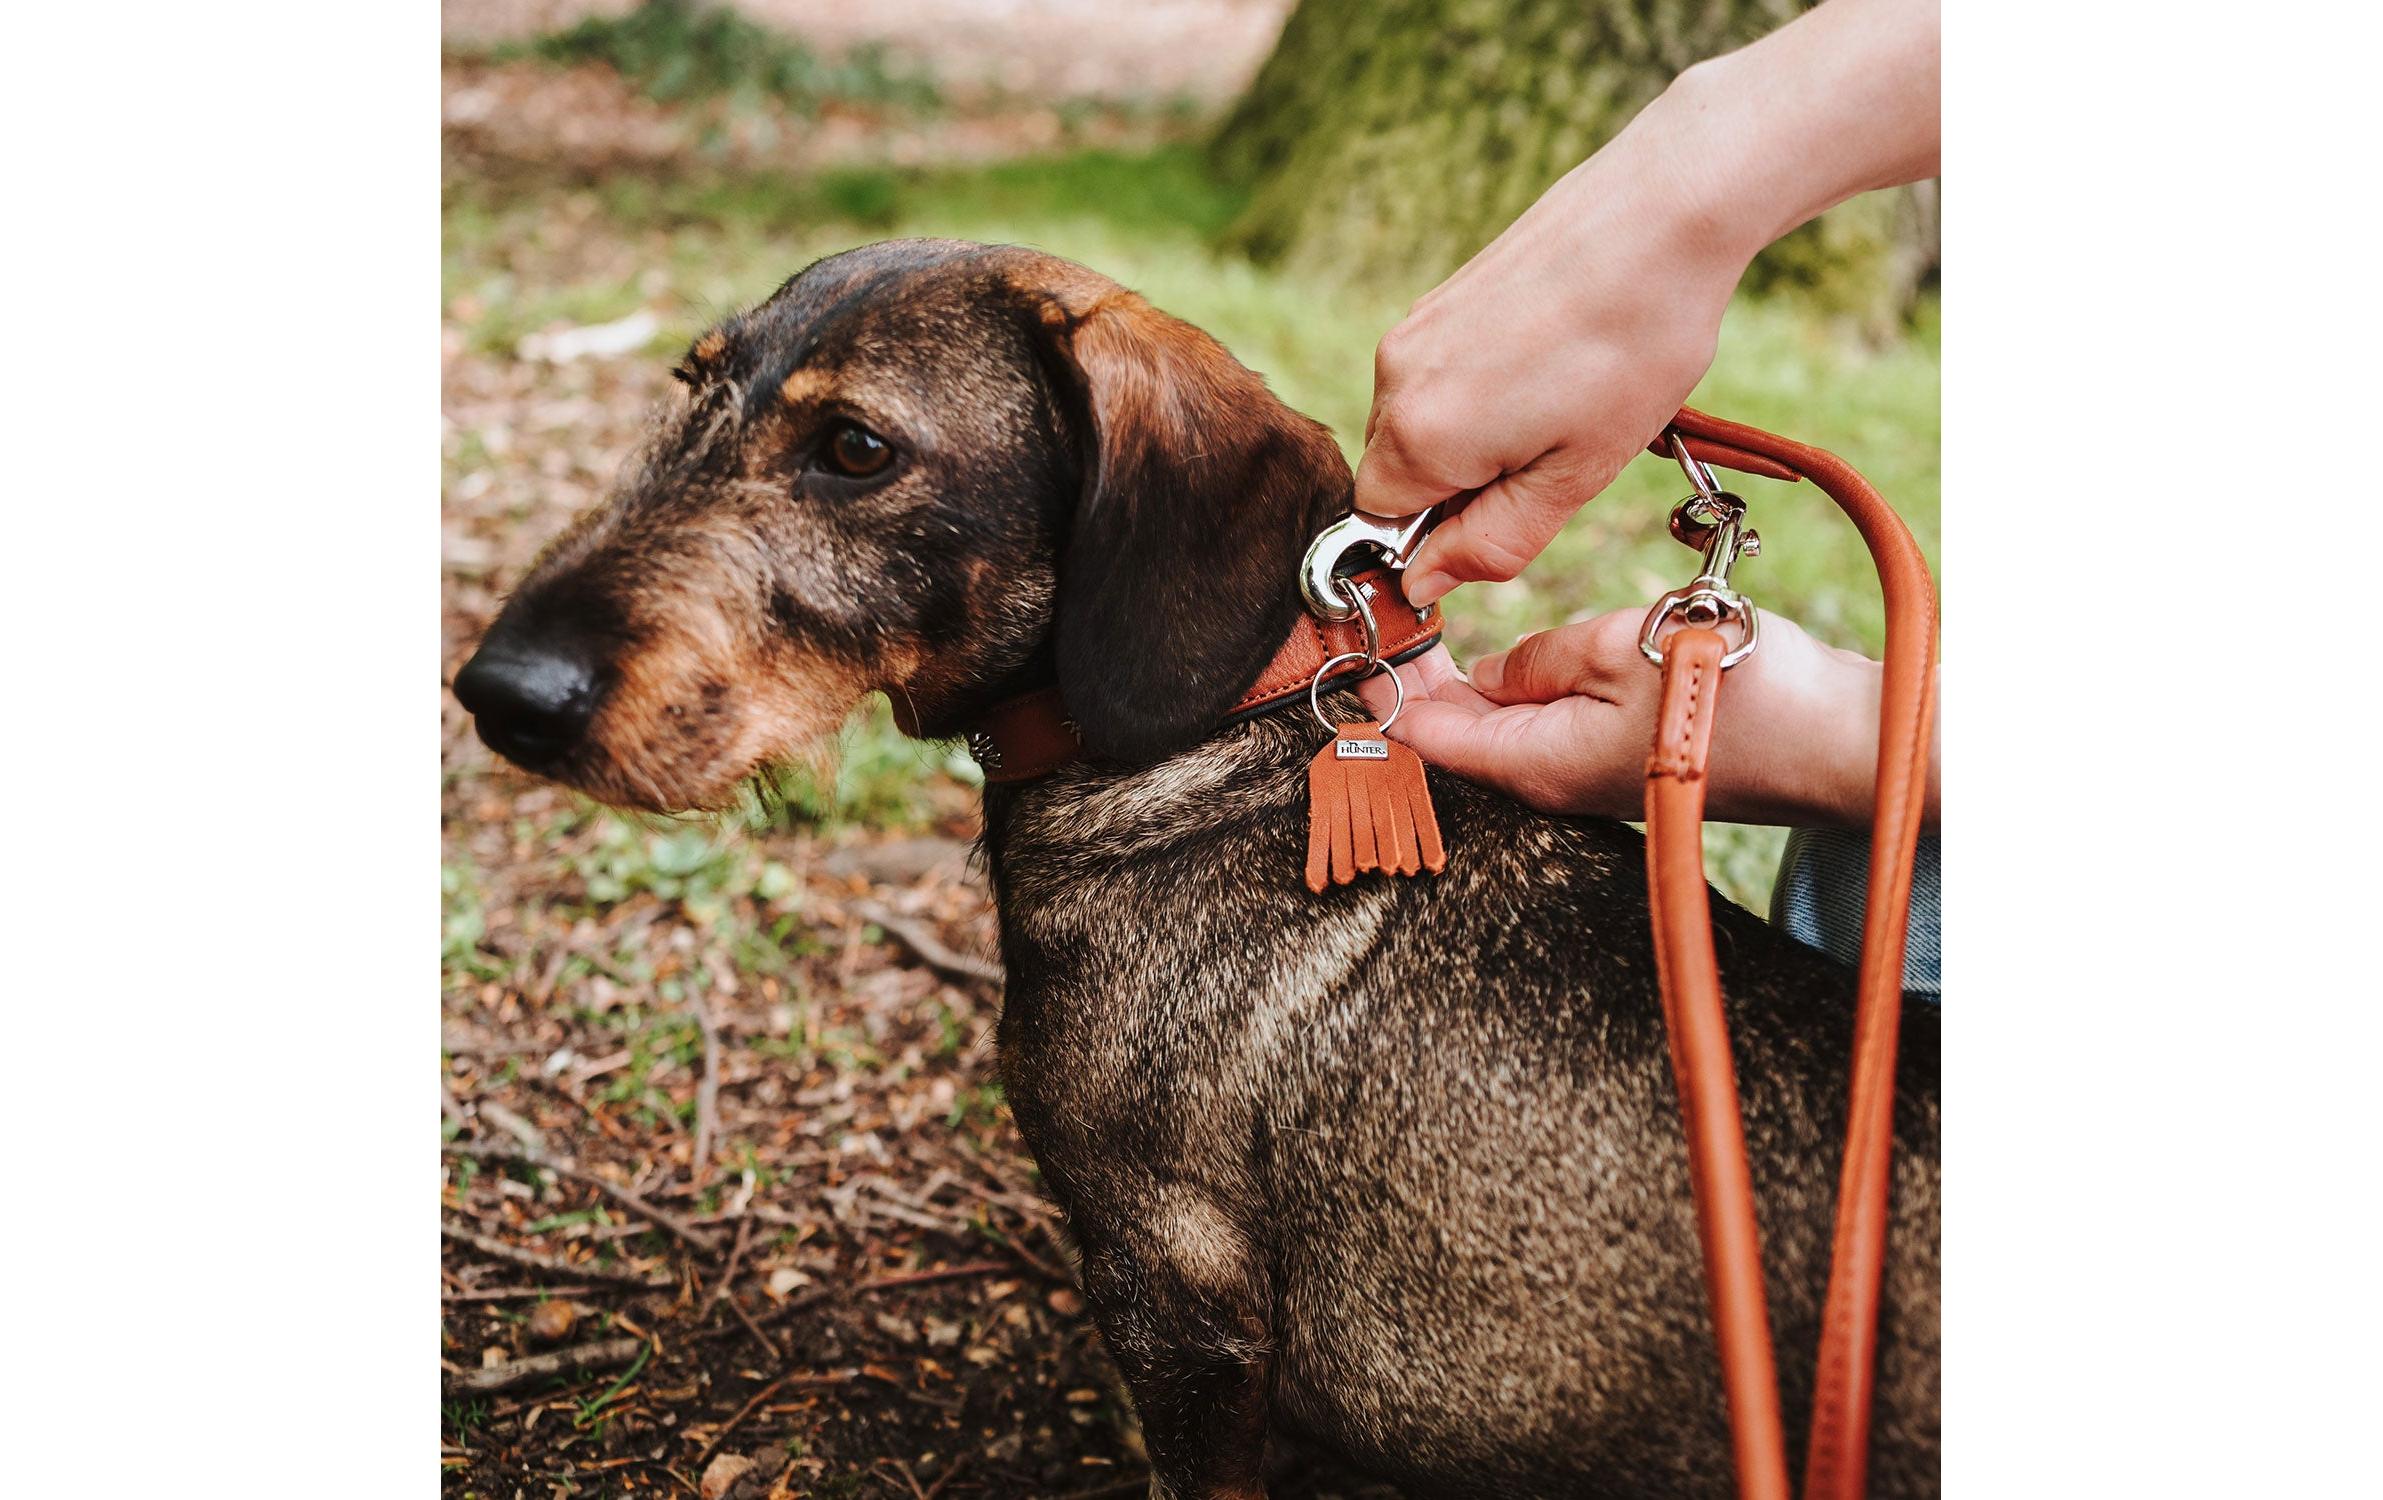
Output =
[{"x1": 1305, "y1": 719, "x2": 1446, "y2": 893}]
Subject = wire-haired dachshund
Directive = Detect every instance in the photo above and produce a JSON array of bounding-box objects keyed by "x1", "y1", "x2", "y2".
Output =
[{"x1": 453, "y1": 238, "x2": 1940, "y2": 1499}]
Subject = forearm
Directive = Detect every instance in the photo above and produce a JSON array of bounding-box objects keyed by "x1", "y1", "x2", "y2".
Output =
[
  {"x1": 1627, "y1": 0, "x2": 1942, "y2": 270},
  {"x1": 1712, "y1": 649, "x2": 1940, "y2": 830}
]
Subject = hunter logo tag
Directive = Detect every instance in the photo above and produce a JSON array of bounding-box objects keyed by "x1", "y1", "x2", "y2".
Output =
[{"x1": 1305, "y1": 718, "x2": 1446, "y2": 892}]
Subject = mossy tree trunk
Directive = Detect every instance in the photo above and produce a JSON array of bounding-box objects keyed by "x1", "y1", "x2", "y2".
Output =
[{"x1": 1212, "y1": 0, "x2": 1936, "y2": 329}]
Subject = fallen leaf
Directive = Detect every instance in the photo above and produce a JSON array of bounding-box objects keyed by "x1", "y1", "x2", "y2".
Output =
[
  {"x1": 765, "y1": 1266, "x2": 812, "y2": 1299},
  {"x1": 700, "y1": 1452, "x2": 755, "y2": 1500},
  {"x1": 525, "y1": 1299, "x2": 577, "y2": 1343},
  {"x1": 519, "y1": 308, "x2": 660, "y2": 364}
]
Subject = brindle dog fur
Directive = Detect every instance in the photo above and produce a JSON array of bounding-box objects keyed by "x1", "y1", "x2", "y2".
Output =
[{"x1": 453, "y1": 239, "x2": 1940, "y2": 1499}]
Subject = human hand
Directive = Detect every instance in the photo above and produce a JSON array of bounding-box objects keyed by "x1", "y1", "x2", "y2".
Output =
[
  {"x1": 1354, "y1": 0, "x2": 1942, "y2": 609},
  {"x1": 1352, "y1": 119, "x2": 1748, "y2": 608},
  {"x1": 1355, "y1": 610, "x2": 1929, "y2": 828}
]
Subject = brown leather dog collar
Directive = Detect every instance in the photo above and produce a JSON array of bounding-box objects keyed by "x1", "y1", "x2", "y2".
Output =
[{"x1": 958, "y1": 564, "x2": 1442, "y2": 784}]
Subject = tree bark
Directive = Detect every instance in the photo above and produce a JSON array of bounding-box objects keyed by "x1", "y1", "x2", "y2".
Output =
[{"x1": 1212, "y1": 0, "x2": 1936, "y2": 329}]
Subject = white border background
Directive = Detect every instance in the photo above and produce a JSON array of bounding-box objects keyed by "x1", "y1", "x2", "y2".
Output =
[{"x1": 9, "y1": 2, "x2": 2380, "y2": 1492}]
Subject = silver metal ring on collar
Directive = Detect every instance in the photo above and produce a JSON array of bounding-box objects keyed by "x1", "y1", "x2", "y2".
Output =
[
  {"x1": 1349, "y1": 580, "x2": 1382, "y2": 663},
  {"x1": 1308, "y1": 650, "x2": 1405, "y2": 737}
]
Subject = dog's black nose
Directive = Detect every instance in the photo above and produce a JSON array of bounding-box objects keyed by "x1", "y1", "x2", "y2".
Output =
[{"x1": 453, "y1": 641, "x2": 603, "y2": 767}]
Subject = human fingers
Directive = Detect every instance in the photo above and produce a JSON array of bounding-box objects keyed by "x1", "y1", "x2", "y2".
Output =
[
  {"x1": 1467, "y1": 612, "x2": 1644, "y2": 706},
  {"x1": 1396, "y1": 457, "x2": 1598, "y2": 607},
  {"x1": 1354, "y1": 647, "x2": 1492, "y2": 723}
]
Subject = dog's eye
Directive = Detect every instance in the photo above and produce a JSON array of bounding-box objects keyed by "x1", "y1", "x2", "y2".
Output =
[{"x1": 822, "y1": 422, "x2": 894, "y2": 479}]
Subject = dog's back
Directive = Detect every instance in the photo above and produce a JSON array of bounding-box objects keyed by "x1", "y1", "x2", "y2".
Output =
[{"x1": 989, "y1": 707, "x2": 1939, "y2": 1498}]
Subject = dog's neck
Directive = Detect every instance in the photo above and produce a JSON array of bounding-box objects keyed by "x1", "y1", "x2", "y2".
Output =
[{"x1": 911, "y1": 566, "x2": 1440, "y2": 784}]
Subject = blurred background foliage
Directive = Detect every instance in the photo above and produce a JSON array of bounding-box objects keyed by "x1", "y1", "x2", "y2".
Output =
[{"x1": 443, "y1": 0, "x2": 1937, "y2": 917}]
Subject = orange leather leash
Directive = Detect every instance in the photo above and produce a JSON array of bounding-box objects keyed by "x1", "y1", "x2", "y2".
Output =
[
  {"x1": 1646, "y1": 624, "x2": 1794, "y2": 1500},
  {"x1": 1642, "y1": 407, "x2": 1939, "y2": 1500}
]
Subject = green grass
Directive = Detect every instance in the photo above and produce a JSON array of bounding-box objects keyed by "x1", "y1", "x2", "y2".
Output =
[{"x1": 446, "y1": 144, "x2": 1937, "y2": 909}]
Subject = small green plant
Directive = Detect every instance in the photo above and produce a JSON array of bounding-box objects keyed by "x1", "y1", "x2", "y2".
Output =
[
  {"x1": 930, "y1": 997, "x2": 969, "y2": 1060},
  {"x1": 946, "y1": 1080, "x2": 1006, "y2": 1132},
  {"x1": 441, "y1": 861, "x2": 508, "y2": 986},
  {"x1": 581, "y1": 821, "x2": 732, "y2": 904},
  {"x1": 744, "y1": 699, "x2": 949, "y2": 832},
  {"x1": 526, "y1": 0, "x2": 939, "y2": 116},
  {"x1": 443, "y1": 1395, "x2": 493, "y2": 1438},
  {"x1": 573, "y1": 1336, "x2": 653, "y2": 1432}
]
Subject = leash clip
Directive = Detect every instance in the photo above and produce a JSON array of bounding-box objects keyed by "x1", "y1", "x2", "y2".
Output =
[
  {"x1": 1305, "y1": 578, "x2": 1405, "y2": 732},
  {"x1": 1300, "y1": 507, "x2": 1439, "y2": 621},
  {"x1": 1641, "y1": 434, "x2": 1761, "y2": 669}
]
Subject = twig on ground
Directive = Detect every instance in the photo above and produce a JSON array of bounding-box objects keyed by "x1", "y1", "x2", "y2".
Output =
[
  {"x1": 448, "y1": 1334, "x2": 646, "y2": 1394},
  {"x1": 442, "y1": 1284, "x2": 602, "y2": 1303},
  {"x1": 543, "y1": 1076, "x2": 640, "y2": 1142},
  {"x1": 919, "y1": 1449, "x2": 976, "y2": 1500},
  {"x1": 698, "y1": 1260, "x2": 1012, "y2": 1345},
  {"x1": 760, "y1": 1261, "x2": 1011, "y2": 1329},
  {"x1": 442, "y1": 1221, "x2": 675, "y2": 1289},
  {"x1": 881, "y1": 1457, "x2": 929, "y2": 1500},
  {"x1": 980, "y1": 1224, "x2": 1072, "y2": 1287},
  {"x1": 853, "y1": 901, "x2": 1004, "y2": 987},
  {"x1": 480, "y1": 1100, "x2": 550, "y2": 1154},
  {"x1": 691, "y1": 1369, "x2": 862, "y2": 1471},
  {"x1": 727, "y1": 1291, "x2": 782, "y2": 1366},
  {"x1": 445, "y1": 1141, "x2": 724, "y2": 1255},
  {"x1": 1049, "y1": 1478, "x2": 1154, "y2": 1500},
  {"x1": 707, "y1": 1212, "x2": 756, "y2": 1310},
  {"x1": 486, "y1": 1373, "x2": 608, "y2": 1420},
  {"x1": 692, "y1": 998, "x2": 722, "y2": 1176},
  {"x1": 706, "y1": 1212, "x2": 782, "y2": 1365},
  {"x1": 958, "y1": 1160, "x2": 1080, "y2": 1275}
]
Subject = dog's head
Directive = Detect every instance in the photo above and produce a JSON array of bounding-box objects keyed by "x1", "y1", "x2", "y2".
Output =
[{"x1": 454, "y1": 239, "x2": 1351, "y2": 812}]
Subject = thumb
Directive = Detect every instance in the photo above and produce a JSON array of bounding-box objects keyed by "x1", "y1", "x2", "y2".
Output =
[
  {"x1": 1398, "y1": 458, "x2": 1590, "y2": 607},
  {"x1": 1376, "y1": 698, "x2": 1540, "y2": 792},
  {"x1": 1469, "y1": 616, "x2": 1629, "y2": 706}
]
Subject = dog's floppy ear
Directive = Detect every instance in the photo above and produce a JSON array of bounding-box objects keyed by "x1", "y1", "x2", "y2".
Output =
[{"x1": 1006, "y1": 260, "x2": 1350, "y2": 764}]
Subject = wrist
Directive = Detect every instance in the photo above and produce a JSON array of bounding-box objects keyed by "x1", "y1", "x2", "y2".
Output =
[
  {"x1": 1640, "y1": 0, "x2": 1942, "y2": 259},
  {"x1": 1709, "y1": 635, "x2": 1881, "y2": 828},
  {"x1": 1625, "y1": 56, "x2": 1801, "y2": 275},
  {"x1": 1808, "y1": 655, "x2": 1886, "y2": 828},
  {"x1": 1526, "y1": 69, "x2": 1764, "y2": 322}
]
